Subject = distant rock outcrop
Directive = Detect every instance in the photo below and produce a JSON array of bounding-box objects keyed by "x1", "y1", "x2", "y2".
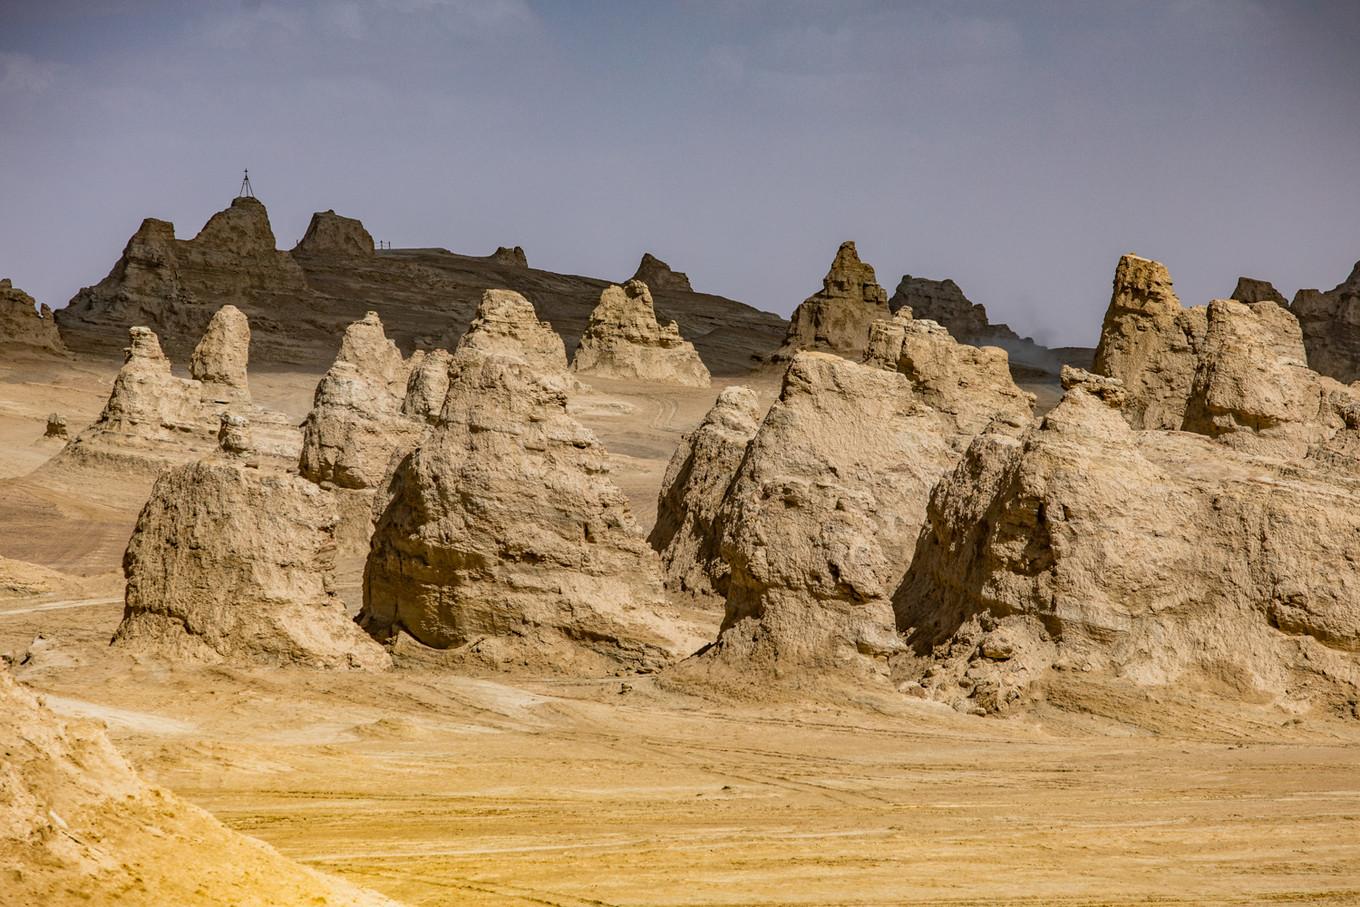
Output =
[
  {"x1": 114, "y1": 460, "x2": 390, "y2": 670},
  {"x1": 189, "y1": 303, "x2": 250, "y2": 403},
  {"x1": 292, "y1": 209, "x2": 375, "y2": 257},
  {"x1": 681, "y1": 322, "x2": 1033, "y2": 685},
  {"x1": 889, "y1": 275, "x2": 1019, "y2": 344},
  {"x1": 897, "y1": 368, "x2": 1360, "y2": 716},
  {"x1": 649, "y1": 386, "x2": 762, "y2": 598},
  {"x1": 776, "y1": 241, "x2": 891, "y2": 359},
  {"x1": 0, "y1": 278, "x2": 65, "y2": 353},
  {"x1": 490, "y1": 245, "x2": 528, "y2": 267},
  {"x1": 298, "y1": 311, "x2": 420, "y2": 490},
  {"x1": 0, "y1": 667, "x2": 400, "y2": 905},
  {"x1": 571, "y1": 280, "x2": 711, "y2": 386},
  {"x1": 1091, "y1": 253, "x2": 1207, "y2": 429},
  {"x1": 1291, "y1": 261, "x2": 1360, "y2": 382},
  {"x1": 363, "y1": 350, "x2": 702, "y2": 672},
  {"x1": 1231, "y1": 276, "x2": 1287, "y2": 305},
  {"x1": 631, "y1": 252, "x2": 693, "y2": 292}
]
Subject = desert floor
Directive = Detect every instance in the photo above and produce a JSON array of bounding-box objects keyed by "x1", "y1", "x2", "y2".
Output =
[{"x1": 2, "y1": 353, "x2": 1358, "y2": 906}]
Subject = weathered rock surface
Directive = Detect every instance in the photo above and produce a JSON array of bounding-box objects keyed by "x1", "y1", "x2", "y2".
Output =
[
  {"x1": 897, "y1": 370, "x2": 1360, "y2": 716},
  {"x1": 401, "y1": 348, "x2": 452, "y2": 422},
  {"x1": 292, "y1": 209, "x2": 374, "y2": 257},
  {"x1": 0, "y1": 667, "x2": 398, "y2": 906},
  {"x1": 1091, "y1": 253, "x2": 1207, "y2": 429},
  {"x1": 189, "y1": 304, "x2": 251, "y2": 403},
  {"x1": 1231, "y1": 276, "x2": 1287, "y2": 305},
  {"x1": 56, "y1": 198, "x2": 785, "y2": 372},
  {"x1": 686, "y1": 335, "x2": 1033, "y2": 685},
  {"x1": 299, "y1": 311, "x2": 420, "y2": 490},
  {"x1": 632, "y1": 252, "x2": 693, "y2": 292},
  {"x1": 43, "y1": 413, "x2": 67, "y2": 440},
  {"x1": 0, "y1": 278, "x2": 65, "y2": 353},
  {"x1": 1291, "y1": 260, "x2": 1360, "y2": 382},
  {"x1": 113, "y1": 460, "x2": 389, "y2": 670},
  {"x1": 490, "y1": 245, "x2": 528, "y2": 267},
  {"x1": 776, "y1": 241, "x2": 891, "y2": 359},
  {"x1": 572, "y1": 280, "x2": 711, "y2": 386},
  {"x1": 59, "y1": 197, "x2": 307, "y2": 361},
  {"x1": 363, "y1": 351, "x2": 701, "y2": 672},
  {"x1": 648, "y1": 386, "x2": 762, "y2": 598},
  {"x1": 453, "y1": 289, "x2": 569, "y2": 374}
]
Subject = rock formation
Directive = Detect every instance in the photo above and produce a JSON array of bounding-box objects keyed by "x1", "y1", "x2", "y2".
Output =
[
  {"x1": 189, "y1": 303, "x2": 250, "y2": 403},
  {"x1": 0, "y1": 667, "x2": 398, "y2": 906},
  {"x1": 1091, "y1": 253, "x2": 1207, "y2": 429},
  {"x1": 114, "y1": 459, "x2": 390, "y2": 670},
  {"x1": 571, "y1": 280, "x2": 711, "y2": 386},
  {"x1": 897, "y1": 367, "x2": 1360, "y2": 716},
  {"x1": 0, "y1": 278, "x2": 65, "y2": 352},
  {"x1": 58, "y1": 196, "x2": 308, "y2": 360},
  {"x1": 776, "y1": 241, "x2": 891, "y2": 359},
  {"x1": 1291, "y1": 260, "x2": 1360, "y2": 382},
  {"x1": 632, "y1": 252, "x2": 693, "y2": 292},
  {"x1": 362, "y1": 351, "x2": 700, "y2": 671},
  {"x1": 58, "y1": 322, "x2": 299, "y2": 473},
  {"x1": 43, "y1": 414, "x2": 68, "y2": 440},
  {"x1": 648, "y1": 386, "x2": 762, "y2": 598},
  {"x1": 298, "y1": 311, "x2": 420, "y2": 489},
  {"x1": 490, "y1": 245, "x2": 528, "y2": 267},
  {"x1": 453, "y1": 289, "x2": 569, "y2": 373},
  {"x1": 401, "y1": 348, "x2": 452, "y2": 422},
  {"x1": 888, "y1": 275, "x2": 1020, "y2": 345},
  {"x1": 292, "y1": 209, "x2": 375, "y2": 257},
  {"x1": 685, "y1": 326, "x2": 1033, "y2": 685},
  {"x1": 1231, "y1": 276, "x2": 1287, "y2": 305}
]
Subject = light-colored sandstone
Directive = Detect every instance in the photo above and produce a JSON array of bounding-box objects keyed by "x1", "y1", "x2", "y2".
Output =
[
  {"x1": 114, "y1": 460, "x2": 389, "y2": 670},
  {"x1": 572, "y1": 280, "x2": 711, "y2": 387},
  {"x1": 362, "y1": 351, "x2": 702, "y2": 672},
  {"x1": 454, "y1": 289, "x2": 568, "y2": 374},
  {"x1": 648, "y1": 386, "x2": 762, "y2": 598},
  {"x1": 189, "y1": 304, "x2": 251, "y2": 403},
  {"x1": 0, "y1": 278, "x2": 65, "y2": 352}
]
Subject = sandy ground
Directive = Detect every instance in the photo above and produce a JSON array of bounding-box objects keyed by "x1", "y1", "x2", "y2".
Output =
[{"x1": 2, "y1": 350, "x2": 1359, "y2": 906}]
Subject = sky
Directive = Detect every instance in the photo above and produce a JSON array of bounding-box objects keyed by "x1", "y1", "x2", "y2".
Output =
[{"x1": 1, "y1": 0, "x2": 1357, "y2": 346}]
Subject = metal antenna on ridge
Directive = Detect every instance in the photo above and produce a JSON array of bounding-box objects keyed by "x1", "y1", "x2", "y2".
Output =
[{"x1": 238, "y1": 169, "x2": 255, "y2": 199}]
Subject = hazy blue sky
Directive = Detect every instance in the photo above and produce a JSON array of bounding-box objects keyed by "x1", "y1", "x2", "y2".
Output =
[{"x1": 2, "y1": 0, "x2": 1357, "y2": 345}]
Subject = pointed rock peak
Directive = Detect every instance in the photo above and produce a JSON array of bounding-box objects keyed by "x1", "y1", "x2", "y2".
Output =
[
  {"x1": 456, "y1": 289, "x2": 568, "y2": 372},
  {"x1": 1230, "y1": 276, "x2": 1286, "y2": 305},
  {"x1": 293, "y1": 209, "x2": 374, "y2": 257},
  {"x1": 192, "y1": 195, "x2": 277, "y2": 254},
  {"x1": 822, "y1": 240, "x2": 887, "y2": 302},
  {"x1": 632, "y1": 252, "x2": 692, "y2": 292},
  {"x1": 491, "y1": 245, "x2": 528, "y2": 267},
  {"x1": 126, "y1": 325, "x2": 168, "y2": 362}
]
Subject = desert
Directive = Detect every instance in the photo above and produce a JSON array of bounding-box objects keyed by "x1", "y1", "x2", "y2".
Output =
[{"x1": 3, "y1": 4, "x2": 1360, "y2": 906}]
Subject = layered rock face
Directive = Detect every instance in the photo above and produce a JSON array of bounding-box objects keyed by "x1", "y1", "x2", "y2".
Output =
[
  {"x1": 571, "y1": 280, "x2": 711, "y2": 386},
  {"x1": 189, "y1": 303, "x2": 250, "y2": 403},
  {"x1": 0, "y1": 278, "x2": 65, "y2": 352},
  {"x1": 363, "y1": 351, "x2": 698, "y2": 671},
  {"x1": 689, "y1": 333, "x2": 1033, "y2": 683},
  {"x1": 292, "y1": 209, "x2": 375, "y2": 257},
  {"x1": 897, "y1": 368, "x2": 1360, "y2": 716},
  {"x1": 452, "y1": 289, "x2": 568, "y2": 374},
  {"x1": 632, "y1": 252, "x2": 693, "y2": 292},
  {"x1": 776, "y1": 241, "x2": 891, "y2": 359},
  {"x1": 1291, "y1": 260, "x2": 1360, "y2": 382},
  {"x1": 0, "y1": 668, "x2": 398, "y2": 906},
  {"x1": 401, "y1": 348, "x2": 453, "y2": 422},
  {"x1": 114, "y1": 460, "x2": 390, "y2": 670},
  {"x1": 889, "y1": 275, "x2": 1019, "y2": 344},
  {"x1": 1091, "y1": 254, "x2": 1207, "y2": 429},
  {"x1": 298, "y1": 312, "x2": 420, "y2": 490},
  {"x1": 1231, "y1": 276, "x2": 1287, "y2": 305},
  {"x1": 59, "y1": 196, "x2": 307, "y2": 359},
  {"x1": 648, "y1": 386, "x2": 762, "y2": 598}
]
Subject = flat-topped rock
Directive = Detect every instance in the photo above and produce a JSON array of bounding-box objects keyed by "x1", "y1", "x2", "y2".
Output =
[
  {"x1": 293, "y1": 209, "x2": 375, "y2": 257},
  {"x1": 1291, "y1": 260, "x2": 1360, "y2": 382},
  {"x1": 571, "y1": 280, "x2": 711, "y2": 386},
  {"x1": 1231, "y1": 276, "x2": 1287, "y2": 305}
]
